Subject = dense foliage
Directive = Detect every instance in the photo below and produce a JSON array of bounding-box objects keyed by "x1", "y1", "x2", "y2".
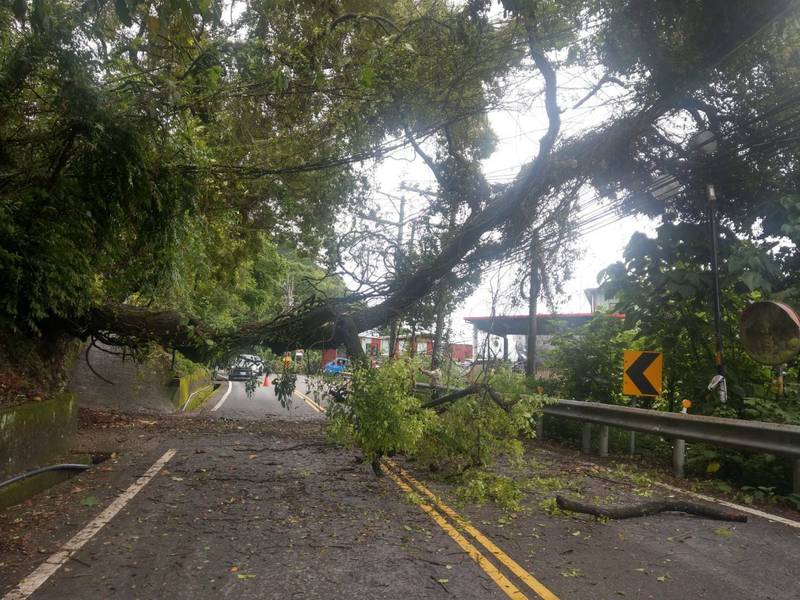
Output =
[
  {"x1": 327, "y1": 358, "x2": 551, "y2": 497},
  {"x1": 1, "y1": 0, "x2": 796, "y2": 362},
  {"x1": 327, "y1": 359, "x2": 432, "y2": 463}
]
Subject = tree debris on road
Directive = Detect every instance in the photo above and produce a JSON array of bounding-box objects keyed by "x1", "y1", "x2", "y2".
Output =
[{"x1": 556, "y1": 495, "x2": 747, "y2": 522}]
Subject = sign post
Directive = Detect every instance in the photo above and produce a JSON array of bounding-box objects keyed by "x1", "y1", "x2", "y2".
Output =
[{"x1": 622, "y1": 350, "x2": 663, "y2": 456}]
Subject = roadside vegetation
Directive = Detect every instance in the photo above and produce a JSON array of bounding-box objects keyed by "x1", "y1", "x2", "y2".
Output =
[{"x1": 540, "y1": 224, "x2": 800, "y2": 499}]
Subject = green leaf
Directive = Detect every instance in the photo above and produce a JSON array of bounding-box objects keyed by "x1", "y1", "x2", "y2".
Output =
[
  {"x1": 740, "y1": 271, "x2": 764, "y2": 292},
  {"x1": 566, "y1": 45, "x2": 580, "y2": 65},
  {"x1": 80, "y1": 495, "x2": 99, "y2": 507}
]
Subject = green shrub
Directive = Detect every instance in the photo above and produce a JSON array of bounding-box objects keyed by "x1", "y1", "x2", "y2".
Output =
[{"x1": 327, "y1": 358, "x2": 432, "y2": 461}]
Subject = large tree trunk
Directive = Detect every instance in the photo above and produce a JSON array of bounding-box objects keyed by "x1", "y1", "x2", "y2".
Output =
[
  {"x1": 430, "y1": 282, "x2": 449, "y2": 369},
  {"x1": 431, "y1": 206, "x2": 458, "y2": 369},
  {"x1": 526, "y1": 234, "x2": 540, "y2": 377}
]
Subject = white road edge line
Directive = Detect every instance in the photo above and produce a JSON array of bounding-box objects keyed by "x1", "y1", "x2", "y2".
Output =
[
  {"x1": 3, "y1": 449, "x2": 177, "y2": 600},
  {"x1": 211, "y1": 380, "x2": 233, "y2": 412},
  {"x1": 654, "y1": 481, "x2": 800, "y2": 530}
]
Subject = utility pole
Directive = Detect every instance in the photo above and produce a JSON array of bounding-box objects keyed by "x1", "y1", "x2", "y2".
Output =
[
  {"x1": 526, "y1": 233, "x2": 540, "y2": 377},
  {"x1": 690, "y1": 130, "x2": 726, "y2": 404},
  {"x1": 388, "y1": 195, "x2": 406, "y2": 358},
  {"x1": 707, "y1": 183, "x2": 727, "y2": 403},
  {"x1": 431, "y1": 206, "x2": 457, "y2": 369}
]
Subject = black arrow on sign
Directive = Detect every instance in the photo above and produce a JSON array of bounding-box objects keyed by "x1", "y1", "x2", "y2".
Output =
[{"x1": 626, "y1": 352, "x2": 659, "y2": 396}]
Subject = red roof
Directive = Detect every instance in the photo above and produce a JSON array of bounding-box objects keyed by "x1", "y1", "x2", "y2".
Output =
[
  {"x1": 465, "y1": 313, "x2": 625, "y2": 321},
  {"x1": 464, "y1": 313, "x2": 625, "y2": 336}
]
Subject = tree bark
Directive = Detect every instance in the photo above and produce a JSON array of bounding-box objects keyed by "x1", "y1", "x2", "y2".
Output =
[
  {"x1": 419, "y1": 382, "x2": 511, "y2": 414},
  {"x1": 421, "y1": 383, "x2": 483, "y2": 410},
  {"x1": 431, "y1": 207, "x2": 458, "y2": 369},
  {"x1": 388, "y1": 322, "x2": 399, "y2": 358},
  {"x1": 526, "y1": 233, "x2": 540, "y2": 377},
  {"x1": 555, "y1": 495, "x2": 747, "y2": 522},
  {"x1": 430, "y1": 292, "x2": 448, "y2": 369}
]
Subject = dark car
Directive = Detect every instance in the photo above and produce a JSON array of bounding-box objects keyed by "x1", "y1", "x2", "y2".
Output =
[
  {"x1": 228, "y1": 364, "x2": 252, "y2": 381},
  {"x1": 228, "y1": 355, "x2": 264, "y2": 380}
]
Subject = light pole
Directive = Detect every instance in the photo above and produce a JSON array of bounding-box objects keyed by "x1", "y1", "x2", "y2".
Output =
[{"x1": 691, "y1": 130, "x2": 727, "y2": 404}]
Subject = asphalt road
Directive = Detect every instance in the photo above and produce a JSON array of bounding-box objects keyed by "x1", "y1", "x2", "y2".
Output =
[
  {"x1": 1, "y1": 385, "x2": 799, "y2": 600},
  {"x1": 204, "y1": 375, "x2": 324, "y2": 420}
]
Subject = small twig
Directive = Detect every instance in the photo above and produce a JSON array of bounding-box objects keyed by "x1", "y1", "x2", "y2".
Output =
[
  {"x1": 69, "y1": 555, "x2": 92, "y2": 568},
  {"x1": 431, "y1": 575, "x2": 450, "y2": 593}
]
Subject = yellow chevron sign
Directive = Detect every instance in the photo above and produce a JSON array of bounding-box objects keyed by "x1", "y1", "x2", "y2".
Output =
[{"x1": 623, "y1": 350, "x2": 663, "y2": 397}]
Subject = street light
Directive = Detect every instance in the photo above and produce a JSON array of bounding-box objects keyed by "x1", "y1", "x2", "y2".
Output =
[{"x1": 690, "y1": 130, "x2": 727, "y2": 404}]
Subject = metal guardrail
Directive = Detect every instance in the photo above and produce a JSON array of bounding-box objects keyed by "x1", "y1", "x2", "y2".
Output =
[
  {"x1": 413, "y1": 383, "x2": 800, "y2": 492},
  {"x1": 543, "y1": 399, "x2": 800, "y2": 458}
]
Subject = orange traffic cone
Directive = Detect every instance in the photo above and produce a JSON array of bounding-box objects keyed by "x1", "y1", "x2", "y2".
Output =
[{"x1": 263, "y1": 374, "x2": 270, "y2": 386}]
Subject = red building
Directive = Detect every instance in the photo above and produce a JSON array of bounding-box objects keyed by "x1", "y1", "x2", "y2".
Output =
[
  {"x1": 449, "y1": 343, "x2": 473, "y2": 362},
  {"x1": 320, "y1": 334, "x2": 473, "y2": 368}
]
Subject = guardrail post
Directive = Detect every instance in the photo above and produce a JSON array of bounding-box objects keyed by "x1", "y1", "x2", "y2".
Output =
[
  {"x1": 581, "y1": 422, "x2": 592, "y2": 454},
  {"x1": 535, "y1": 416, "x2": 544, "y2": 440},
  {"x1": 598, "y1": 425, "x2": 609, "y2": 457},
  {"x1": 541, "y1": 398, "x2": 800, "y2": 476},
  {"x1": 794, "y1": 458, "x2": 800, "y2": 495},
  {"x1": 672, "y1": 439, "x2": 686, "y2": 478}
]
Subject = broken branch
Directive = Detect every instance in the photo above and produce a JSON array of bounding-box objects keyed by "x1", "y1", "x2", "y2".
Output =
[{"x1": 555, "y1": 495, "x2": 747, "y2": 522}]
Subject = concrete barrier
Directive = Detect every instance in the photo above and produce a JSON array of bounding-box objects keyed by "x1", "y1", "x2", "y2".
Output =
[
  {"x1": 172, "y1": 369, "x2": 212, "y2": 411},
  {"x1": 0, "y1": 393, "x2": 77, "y2": 480}
]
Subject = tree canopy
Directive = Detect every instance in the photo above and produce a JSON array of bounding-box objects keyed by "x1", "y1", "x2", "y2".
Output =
[{"x1": 2, "y1": 0, "x2": 799, "y2": 366}]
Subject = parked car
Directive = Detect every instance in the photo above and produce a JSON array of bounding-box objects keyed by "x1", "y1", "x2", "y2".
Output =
[{"x1": 323, "y1": 357, "x2": 351, "y2": 375}]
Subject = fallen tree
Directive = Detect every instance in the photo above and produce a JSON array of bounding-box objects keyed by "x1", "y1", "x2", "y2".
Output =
[
  {"x1": 3, "y1": 1, "x2": 798, "y2": 377},
  {"x1": 74, "y1": 0, "x2": 799, "y2": 364}
]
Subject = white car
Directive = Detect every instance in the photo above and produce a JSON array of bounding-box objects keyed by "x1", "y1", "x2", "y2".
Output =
[{"x1": 229, "y1": 355, "x2": 264, "y2": 380}]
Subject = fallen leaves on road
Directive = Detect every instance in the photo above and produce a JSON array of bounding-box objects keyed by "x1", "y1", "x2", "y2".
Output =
[{"x1": 80, "y1": 495, "x2": 99, "y2": 507}]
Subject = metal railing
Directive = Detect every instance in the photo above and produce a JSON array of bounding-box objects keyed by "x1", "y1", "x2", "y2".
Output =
[
  {"x1": 413, "y1": 383, "x2": 800, "y2": 493},
  {"x1": 542, "y1": 400, "x2": 800, "y2": 494},
  {"x1": 543, "y1": 400, "x2": 800, "y2": 458}
]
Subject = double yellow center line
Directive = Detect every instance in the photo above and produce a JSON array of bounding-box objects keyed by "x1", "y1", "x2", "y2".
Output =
[
  {"x1": 294, "y1": 388, "x2": 326, "y2": 413},
  {"x1": 383, "y1": 460, "x2": 560, "y2": 600}
]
